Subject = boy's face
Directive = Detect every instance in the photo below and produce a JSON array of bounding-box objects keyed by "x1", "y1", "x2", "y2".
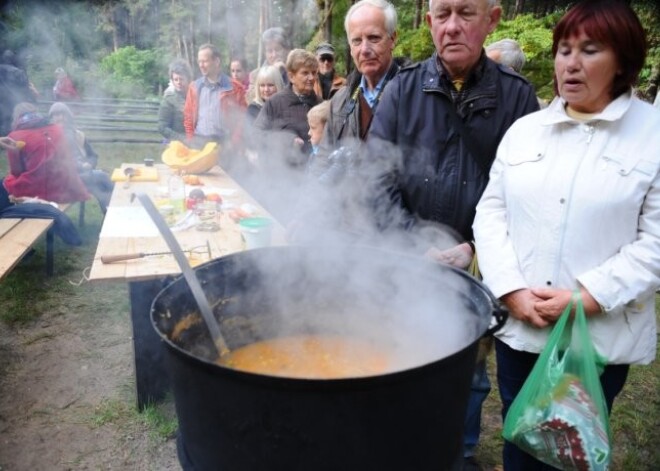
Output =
[{"x1": 308, "y1": 118, "x2": 325, "y2": 146}]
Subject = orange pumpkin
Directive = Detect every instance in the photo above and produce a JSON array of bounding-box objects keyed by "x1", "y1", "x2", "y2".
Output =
[{"x1": 162, "y1": 141, "x2": 219, "y2": 174}]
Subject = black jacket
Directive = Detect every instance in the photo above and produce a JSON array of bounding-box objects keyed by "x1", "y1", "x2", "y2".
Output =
[
  {"x1": 368, "y1": 54, "x2": 540, "y2": 241},
  {"x1": 254, "y1": 85, "x2": 321, "y2": 166}
]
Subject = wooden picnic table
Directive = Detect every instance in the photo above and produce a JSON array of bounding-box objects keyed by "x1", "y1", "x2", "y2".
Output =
[
  {"x1": 0, "y1": 202, "x2": 83, "y2": 282},
  {"x1": 0, "y1": 218, "x2": 53, "y2": 281},
  {"x1": 88, "y1": 162, "x2": 285, "y2": 409}
]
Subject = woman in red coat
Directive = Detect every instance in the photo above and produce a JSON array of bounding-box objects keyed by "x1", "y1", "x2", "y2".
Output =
[
  {"x1": 52, "y1": 67, "x2": 80, "y2": 101},
  {"x1": 3, "y1": 102, "x2": 89, "y2": 204}
]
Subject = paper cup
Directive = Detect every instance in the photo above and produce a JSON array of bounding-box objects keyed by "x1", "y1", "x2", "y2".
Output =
[{"x1": 238, "y1": 217, "x2": 273, "y2": 249}]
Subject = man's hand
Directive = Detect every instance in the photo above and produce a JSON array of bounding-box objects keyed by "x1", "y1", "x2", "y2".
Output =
[{"x1": 425, "y1": 242, "x2": 473, "y2": 269}]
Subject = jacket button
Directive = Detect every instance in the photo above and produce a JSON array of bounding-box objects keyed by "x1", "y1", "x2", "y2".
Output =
[
  {"x1": 560, "y1": 198, "x2": 565, "y2": 204},
  {"x1": 546, "y1": 281, "x2": 552, "y2": 286}
]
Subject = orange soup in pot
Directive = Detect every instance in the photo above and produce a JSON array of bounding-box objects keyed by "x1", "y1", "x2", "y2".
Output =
[{"x1": 217, "y1": 334, "x2": 392, "y2": 379}]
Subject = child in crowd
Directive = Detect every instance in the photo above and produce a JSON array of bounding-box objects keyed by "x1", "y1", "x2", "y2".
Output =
[{"x1": 306, "y1": 100, "x2": 331, "y2": 166}]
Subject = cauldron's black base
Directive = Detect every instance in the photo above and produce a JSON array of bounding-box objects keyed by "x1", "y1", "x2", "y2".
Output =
[
  {"x1": 177, "y1": 432, "x2": 194, "y2": 471},
  {"x1": 177, "y1": 430, "x2": 466, "y2": 471}
]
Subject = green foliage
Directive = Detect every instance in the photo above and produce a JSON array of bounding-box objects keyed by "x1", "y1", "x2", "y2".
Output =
[
  {"x1": 487, "y1": 14, "x2": 558, "y2": 101},
  {"x1": 395, "y1": 0, "x2": 423, "y2": 30},
  {"x1": 99, "y1": 46, "x2": 162, "y2": 99},
  {"x1": 487, "y1": 14, "x2": 556, "y2": 63},
  {"x1": 395, "y1": 24, "x2": 434, "y2": 63},
  {"x1": 634, "y1": 3, "x2": 660, "y2": 100}
]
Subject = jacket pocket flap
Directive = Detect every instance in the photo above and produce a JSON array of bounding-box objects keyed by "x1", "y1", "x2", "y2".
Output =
[
  {"x1": 603, "y1": 153, "x2": 657, "y2": 176},
  {"x1": 505, "y1": 149, "x2": 545, "y2": 166}
]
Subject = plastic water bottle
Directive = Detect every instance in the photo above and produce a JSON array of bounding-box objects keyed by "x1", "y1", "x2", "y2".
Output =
[{"x1": 168, "y1": 172, "x2": 186, "y2": 214}]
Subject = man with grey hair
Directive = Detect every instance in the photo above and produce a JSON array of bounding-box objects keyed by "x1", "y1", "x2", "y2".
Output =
[
  {"x1": 485, "y1": 38, "x2": 526, "y2": 73},
  {"x1": 309, "y1": 0, "x2": 406, "y2": 176},
  {"x1": 487, "y1": 38, "x2": 547, "y2": 108},
  {"x1": 368, "y1": 0, "x2": 539, "y2": 468}
]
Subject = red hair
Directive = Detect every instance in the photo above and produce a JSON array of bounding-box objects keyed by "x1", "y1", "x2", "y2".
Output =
[{"x1": 552, "y1": 0, "x2": 647, "y2": 99}]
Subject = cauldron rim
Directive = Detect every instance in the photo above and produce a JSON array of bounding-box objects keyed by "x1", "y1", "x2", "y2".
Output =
[{"x1": 150, "y1": 245, "x2": 502, "y2": 384}]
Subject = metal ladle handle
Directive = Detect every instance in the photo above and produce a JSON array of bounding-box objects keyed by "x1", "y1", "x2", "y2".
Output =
[{"x1": 136, "y1": 192, "x2": 230, "y2": 357}]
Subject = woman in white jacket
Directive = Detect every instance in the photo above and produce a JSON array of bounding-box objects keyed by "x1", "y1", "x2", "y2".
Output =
[{"x1": 473, "y1": 1, "x2": 659, "y2": 469}]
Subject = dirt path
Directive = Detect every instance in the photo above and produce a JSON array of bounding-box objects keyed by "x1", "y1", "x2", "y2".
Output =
[{"x1": 0, "y1": 280, "x2": 178, "y2": 470}]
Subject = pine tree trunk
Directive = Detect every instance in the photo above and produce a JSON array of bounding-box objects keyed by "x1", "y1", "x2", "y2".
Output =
[
  {"x1": 514, "y1": 0, "x2": 525, "y2": 16},
  {"x1": 324, "y1": 0, "x2": 333, "y2": 41},
  {"x1": 413, "y1": 0, "x2": 423, "y2": 29}
]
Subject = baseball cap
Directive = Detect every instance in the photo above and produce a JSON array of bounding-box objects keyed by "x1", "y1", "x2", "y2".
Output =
[{"x1": 315, "y1": 42, "x2": 335, "y2": 57}]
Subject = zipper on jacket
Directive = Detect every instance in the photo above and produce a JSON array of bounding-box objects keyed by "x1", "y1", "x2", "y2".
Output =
[
  {"x1": 583, "y1": 123, "x2": 596, "y2": 144},
  {"x1": 553, "y1": 125, "x2": 594, "y2": 283}
]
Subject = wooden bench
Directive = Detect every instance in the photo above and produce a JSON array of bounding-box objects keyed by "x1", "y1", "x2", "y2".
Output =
[{"x1": 0, "y1": 203, "x2": 83, "y2": 281}]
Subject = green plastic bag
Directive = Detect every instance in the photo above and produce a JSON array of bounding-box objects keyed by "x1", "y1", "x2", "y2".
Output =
[{"x1": 502, "y1": 294, "x2": 611, "y2": 470}]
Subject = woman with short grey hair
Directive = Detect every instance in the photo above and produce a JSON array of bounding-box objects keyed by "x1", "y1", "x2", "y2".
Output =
[{"x1": 254, "y1": 49, "x2": 321, "y2": 169}]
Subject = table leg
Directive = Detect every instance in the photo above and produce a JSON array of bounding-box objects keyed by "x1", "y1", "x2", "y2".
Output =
[
  {"x1": 46, "y1": 228, "x2": 54, "y2": 276},
  {"x1": 129, "y1": 277, "x2": 174, "y2": 411}
]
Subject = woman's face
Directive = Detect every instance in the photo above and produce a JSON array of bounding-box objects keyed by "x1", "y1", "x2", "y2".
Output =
[
  {"x1": 555, "y1": 30, "x2": 619, "y2": 113},
  {"x1": 50, "y1": 112, "x2": 66, "y2": 125},
  {"x1": 289, "y1": 67, "x2": 317, "y2": 96},
  {"x1": 258, "y1": 81, "x2": 278, "y2": 101},
  {"x1": 171, "y1": 72, "x2": 189, "y2": 93}
]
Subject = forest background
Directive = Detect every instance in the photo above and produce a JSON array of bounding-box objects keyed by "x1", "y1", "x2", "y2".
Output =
[{"x1": 1, "y1": 0, "x2": 659, "y2": 105}]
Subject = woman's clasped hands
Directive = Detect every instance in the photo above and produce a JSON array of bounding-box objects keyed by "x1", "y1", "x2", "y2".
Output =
[{"x1": 502, "y1": 287, "x2": 601, "y2": 329}]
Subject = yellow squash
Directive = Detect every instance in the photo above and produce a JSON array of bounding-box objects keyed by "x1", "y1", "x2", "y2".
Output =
[{"x1": 161, "y1": 141, "x2": 219, "y2": 174}]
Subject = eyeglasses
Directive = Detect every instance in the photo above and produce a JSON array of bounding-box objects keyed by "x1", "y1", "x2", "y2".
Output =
[{"x1": 319, "y1": 56, "x2": 334, "y2": 63}]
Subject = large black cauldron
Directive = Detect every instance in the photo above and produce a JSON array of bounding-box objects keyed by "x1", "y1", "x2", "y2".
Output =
[{"x1": 151, "y1": 245, "x2": 506, "y2": 471}]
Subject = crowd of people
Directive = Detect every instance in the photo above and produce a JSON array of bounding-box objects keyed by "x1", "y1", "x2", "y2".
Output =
[
  {"x1": 1, "y1": 0, "x2": 659, "y2": 469},
  {"x1": 0, "y1": 55, "x2": 102, "y2": 246}
]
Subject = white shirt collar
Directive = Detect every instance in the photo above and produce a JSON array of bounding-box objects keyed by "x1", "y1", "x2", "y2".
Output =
[{"x1": 542, "y1": 89, "x2": 634, "y2": 126}]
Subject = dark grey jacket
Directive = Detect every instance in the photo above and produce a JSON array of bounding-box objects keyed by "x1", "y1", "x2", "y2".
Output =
[
  {"x1": 254, "y1": 85, "x2": 321, "y2": 164},
  {"x1": 158, "y1": 87, "x2": 186, "y2": 141},
  {"x1": 368, "y1": 54, "x2": 540, "y2": 240}
]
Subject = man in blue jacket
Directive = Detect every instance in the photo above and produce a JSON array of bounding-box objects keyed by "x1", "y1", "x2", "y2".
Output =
[{"x1": 367, "y1": 0, "x2": 539, "y2": 469}]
